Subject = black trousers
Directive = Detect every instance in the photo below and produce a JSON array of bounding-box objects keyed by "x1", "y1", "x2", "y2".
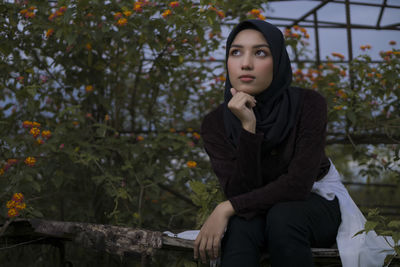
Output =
[{"x1": 220, "y1": 193, "x2": 341, "y2": 267}]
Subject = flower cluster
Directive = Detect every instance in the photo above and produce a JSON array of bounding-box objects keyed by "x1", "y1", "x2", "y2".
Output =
[
  {"x1": 0, "y1": 159, "x2": 18, "y2": 176},
  {"x1": 209, "y1": 6, "x2": 225, "y2": 19},
  {"x1": 48, "y1": 6, "x2": 67, "y2": 21},
  {"x1": 23, "y1": 120, "x2": 52, "y2": 147},
  {"x1": 162, "y1": 9, "x2": 172, "y2": 18},
  {"x1": 6, "y1": 193, "x2": 27, "y2": 218},
  {"x1": 24, "y1": 156, "x2": 36, "y2": 167},
  {"x1": 248, "y1": 9, "x2": 265, "y2": 20},
  {"x1": 169, "y1": 1, "x2": 179, "y2": 8},
  {"x1": 284, "y1": 25, "x2": 309, "y2": 39},
  {"x1": 45, "y1": 28, "x2": 54, "y2": 38},
  {"x1": 19, "y1": 6, "x2": 36, "y2": 19},
  {"x1": 186, "y1": 161, "x2": 197, "y2": 168}
]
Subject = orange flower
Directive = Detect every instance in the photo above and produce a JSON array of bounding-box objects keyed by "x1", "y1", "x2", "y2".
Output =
[
  {"x1": 6, "y1": 200, "x2": 16, "y2": 209},
  {"x1": 300, "y1": 28, "x2": 307, "y2": 34},
  {"x1": 366, "y1": 44, "x2": 371, "y2": 49},
  {"x1": 0, "y1": 168, "x2": 4, "y2": 176},
  {"x1": 186, "y1": 161, "x2": 197, "y2": 168},
  {"x1": 122, "y1": 10, "x2": 131, "y2": 17},
  {"x1": 48, "y1": 13, "x2": 56, "y2": 21},
  {"x1": 24, "y1": 157, "x2": 36, "y2": 167},
  {"x1": 304, "y1": 33, "x2": 310, "y2": 39},
  {"x1": 23, "y1": 120, "x2": 33, "y2": 128},
  {"x1": 20, "y1": 9, "x2": 28, "y2": 15},
  {"x1": 250, "y1": 9, "x2": 260, "y2": 16},
  {"x1": 389, "y1": 40, "x2": 396, "y2": 45},
  {"x1": 85, "y1": 85, "x2": 93, "y2": 92},
  {"x1": 336, "y1": 90, "x2": 347, "y2": 99},
  {"x1": 367, "y1": 73, "x2": 374, "y2": 78},
  {"x1": 193, "y1": 132, "x2": 201, "y2": 140},
  {"x1": 376, "y1": 73, "x2": 382, "y2": 78},
  {"x1": 59, "y1": 6, "x2": 67, "y2": 13},
  {"x1": 187, "y1": 127, "x2": 193, "y2": 132},
  {"x1": 331, "y1": 52, "x2": 345, "y2": 60},
  {"x1": 41, "y1": 130, "x2": 52, "y2": 139},
  {"x1": 293, "y1": 25, "x2": 299, "y2": 31},
  {"x1": 8, "y1": 208, "x2": 19, "y2": 218},
  {"x1": 117, "y1": 18, "x2": 128, "y2": 26},
  {"x1": 12, "y1": 193, "x2": 24, "y2": 203},
  {"x1": 104, "y1": 114, "x2": 110, "y2": 121},
  {"x1": 169, "y1": 1, "x2": 179, "y2": 8},
  {"x1": 218, "y1": 75, "x2": 226, "y2": 82},
  {"x1": 32, "y1": 122, "x2": 41, "y2": 128},
  {"x1": 114, "y1": 12, "x2": 123, "y2": 19},
  {"x1": 216, "y1": 10, "x2": 225, "y2": 19},
  {"x1": 46, "y1": 28, "x2": 54, "y2": 38},
  {"x1": 136, "y1": 135, "x2": 144, "y2": 141},
  {"x1": 73, "y1": 121, "x2": 79, "y2": 126},
  {"x1": 29, "y1": 127, "x2": 40, "y2": 138},
  {"x1": 291, "y1": 33, "x2": 300, "y2": 38},
  {"x1": 86, "y1": 43, "x2": 92, "y2": 50},
  {"x1": 133, "y1": 2, "x2": 143, "y2": 12},
  {"x1": 333, "y1": 105, "x2": 343, "y2": 110},
  {"x1": 36, "y1": 138, "x2": 44, "y2": 145},
  {"x1": 29, "y1": 6, "x2": 37, "y2": 11},
  {"x1": 169, "y1": 128, "x2": 176, "y2": 133},
  {"x1": 385, "y1": 51, "x2": 393, "y2": 56},
  {"x1": 328, "y1": 82, "x2": 335, "y2": 86},
  {"x1": 257, "y1": 14, "x2": 265, "y2": 20},
  {"x1": 162, "y1": 9, "x2": 172, "y2": 18},
  {"x1": 340, "y1": 70, "x2": 347, "y2": 77},
  {"x1": 15, "y1": 202, "x2": 26, "y2": 210}
]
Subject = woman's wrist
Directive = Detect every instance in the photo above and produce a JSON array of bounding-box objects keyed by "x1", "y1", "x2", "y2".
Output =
[
  {"x1": 218, "y1": 200, "x2": 236, "y2": 218},
  {"x1": 242, "y1": 121, "x2": 256, "y2": 134}
]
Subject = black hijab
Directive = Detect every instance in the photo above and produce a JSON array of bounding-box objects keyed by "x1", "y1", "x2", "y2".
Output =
[{"x1": 223, "y1": 19, "x2": 301, "y2": 150}]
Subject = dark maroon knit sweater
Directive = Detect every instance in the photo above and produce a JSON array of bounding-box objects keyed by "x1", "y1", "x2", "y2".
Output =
[{"x1": 201, "y1": 88, "x2": 331, "y2": 220}]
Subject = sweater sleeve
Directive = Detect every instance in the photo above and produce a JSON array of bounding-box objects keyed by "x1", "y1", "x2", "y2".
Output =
[
  {"x1": 229, "y1": 91, "x2": 328, "y2": 219},
  {"x1": 201, "y1": 108, "x2": 264, "y2": 198}
]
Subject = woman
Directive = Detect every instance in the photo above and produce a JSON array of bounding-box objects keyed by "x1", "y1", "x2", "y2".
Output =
[{"x1": 193, "y1": 19, "x2": 341, "y2": 267}]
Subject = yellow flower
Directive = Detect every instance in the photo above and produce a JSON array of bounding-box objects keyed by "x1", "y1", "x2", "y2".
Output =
[
  {"x1": 193, "y1": 132, "x2": 201, "y2": 140},
  {"x1": 104, "y1": 114, "x2": 110, "y2": 121},
  {"x1": 20, "y1": 9, "x2": 28, "y2": 15},
  {"x1": 23, "y1": 120, "x2": 33, "y2": 128},
  {"x1": 32, "y1": 122, "x2": 41, "y2": 128},
  {"x1": 15, "y1": 202, "x2": 26, "y2": 210},
  {"x1": 41, "y1": 130, "x2": 52, "y2": 139},
  {"x1": 169, "y1": 1, "x2": 179, "y2": 8},
  {"x1": 12, "y1": 193, "x2": 24, "y2": 202},
  {"x1": 258, "y1": 14, "x2": 266, "y2": 20},
  {"x1": 250, "y1": 9, "x2": 260, "y2": 16},
  {"x1": 29, "y1": 127, "x2": 40, "y2": 138},
  {"x1": 0, "y1": 168, "x2": 4, "y2": 176},
  {"x1": 8, "y1": 208, "x2": 19, "y2": 218},
  {"x1": 162, "y1": 9, "x2": 172, "y2": 18},
  {"x1": 123, "y1": 10, "x2": 132, "y2": 17},
  {"x1": 117, "y1": 18, "x2": 128, "y2": 26},
  {"x1": 114, "y1": 12, "x2": 123, "y2": 19},
  {"x1": 86, "y1": 43, "x2": 92, "y2": 50},
  {"x1": 136, "y1": 135, "x2": 144, "y2": 141},
  {"x1": 6, "y1": 200, "x2": 16, "y2": 209},
  {"x1": 216, "y1": 10, "x2": 225, "y2": 19},
  {"x1": 186, "y1": 161, "x2": 197, "y2": 168},
  {"x1": 85, "y1": 85, "x2": 93, "y2": 92},
  {"x1": 24, "y1": 157, "x2": 36, "y2": 167},
  {"x1": 36, "y1": 138, "x2": 44, "y2": 145},
  {"x1": 333, "y1": 105, "x2": 344, "y2": 110},
  {"x1": 133, "y1": 3, "x2": 143, "y2": 12},
  {"x1": 46, "y1": 28, "x2": 54, "y2": 38}
]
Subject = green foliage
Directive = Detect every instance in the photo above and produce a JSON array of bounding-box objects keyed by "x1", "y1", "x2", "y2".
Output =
[{"x1": 0, "y1": 0, "x2": 399, "y2": 265}]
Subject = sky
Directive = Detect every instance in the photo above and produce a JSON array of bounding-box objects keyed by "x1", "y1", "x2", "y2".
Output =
[{"x1": 212, "y1": 0, "x2": 400, "y2": 62}]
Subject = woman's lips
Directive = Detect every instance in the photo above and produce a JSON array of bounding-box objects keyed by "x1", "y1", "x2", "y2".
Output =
[{"x1": 239, "y1": 75, "x2": 255, "y2": 82}]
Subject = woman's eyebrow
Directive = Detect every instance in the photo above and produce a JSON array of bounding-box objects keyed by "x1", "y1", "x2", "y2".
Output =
[{"x1": 230, "y1": 44, "x2": 270, "y2": 48}]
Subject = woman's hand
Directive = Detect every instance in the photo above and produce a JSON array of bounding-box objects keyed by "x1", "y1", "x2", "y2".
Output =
[
  {"x1": 194, "y1": 201, "x2": 235, "y2": 263},
  {"x1": 227, "y1": 88, "x2": 256, "y2": 133}
]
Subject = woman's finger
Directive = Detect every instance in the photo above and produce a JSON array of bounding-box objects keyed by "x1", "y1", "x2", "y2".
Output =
[
  {"x1": 199, "y1": 237, "x2": 208, "y2": 263},
  {"x1": 212, "y1": 236, "x2": 221, "y2": 259},
  {"x1": 206, "y1": 237, "x2": 214, "y2": 260},
  {"x1": 193, "y1": 235, "x2": 200, "y2": 259}
]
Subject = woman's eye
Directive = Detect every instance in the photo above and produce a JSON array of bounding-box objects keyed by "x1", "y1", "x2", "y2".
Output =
[
  {"x1": 230, "y1": 49, "x2": 240, "y2": 56},
  {"x1": 255, "y1": 50, "x2": 267, "y2": 56}
]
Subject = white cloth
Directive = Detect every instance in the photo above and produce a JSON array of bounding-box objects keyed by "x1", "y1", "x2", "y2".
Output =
[
  {"x1": 312, "y1": 160, "x2": 395, "y2": 267},
  {"x1": 164, "y1": 160, "x2": 396, "y2": 267}
]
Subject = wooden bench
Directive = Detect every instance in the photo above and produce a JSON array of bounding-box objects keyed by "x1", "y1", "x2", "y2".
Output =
[{"x1": 1, "y1": 219, "x2": 399, "y2": 266}]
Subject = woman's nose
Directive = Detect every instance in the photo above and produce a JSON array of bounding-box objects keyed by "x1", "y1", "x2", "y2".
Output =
[{"x1": 241, "y1": 53, "x2": 253, "y2": 70}]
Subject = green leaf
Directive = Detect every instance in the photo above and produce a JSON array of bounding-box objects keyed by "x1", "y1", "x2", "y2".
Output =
[
  {"x1": 388, "y1": 221, "x2": 400, "y2": 229},
  {"x1": 365, "y1": 220, "x2": 379, "y2": 233}
]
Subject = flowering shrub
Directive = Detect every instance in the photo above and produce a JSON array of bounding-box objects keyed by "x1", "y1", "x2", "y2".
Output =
[{"x1": 0, "y1": 0, "x2": 398, "y2": 265}]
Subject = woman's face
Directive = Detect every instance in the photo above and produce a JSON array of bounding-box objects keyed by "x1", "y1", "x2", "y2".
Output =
[{"x1": 227, "y1": 29, "x2": 273, "y2": 96}]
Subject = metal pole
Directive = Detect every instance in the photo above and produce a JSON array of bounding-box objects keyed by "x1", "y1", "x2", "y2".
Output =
[{"x1": 313, "y1": 11, "x2": 321, "y2": 67}]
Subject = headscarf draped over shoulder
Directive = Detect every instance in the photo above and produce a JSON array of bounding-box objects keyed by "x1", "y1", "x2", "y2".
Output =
[{"x1": 223, "y1": 19, "x2": 302, "y2": 149}]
